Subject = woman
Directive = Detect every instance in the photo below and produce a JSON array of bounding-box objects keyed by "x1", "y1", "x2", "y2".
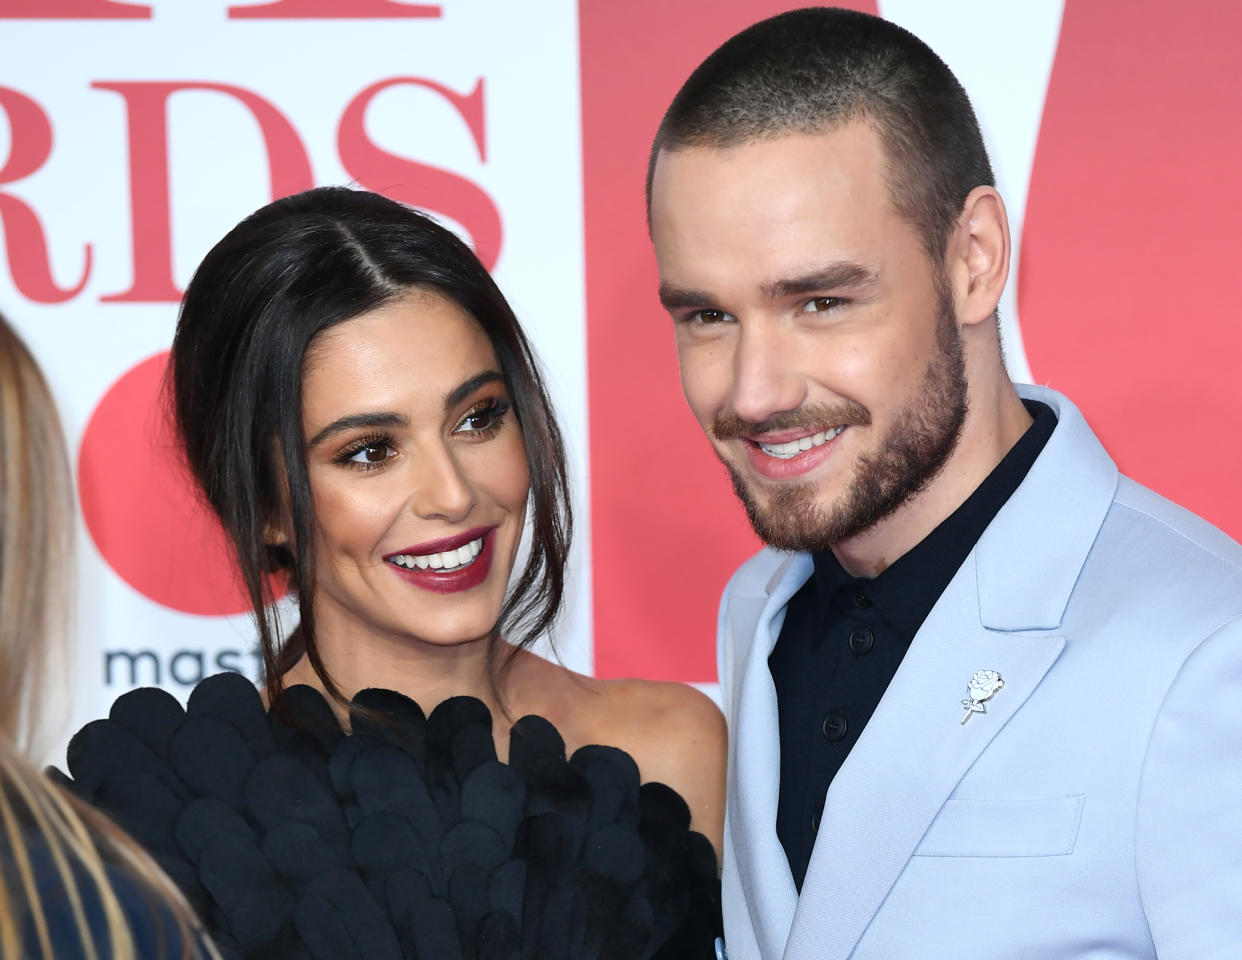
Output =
[
  {"x1": 66, "y1": 187, "x2": 725, "y2": 959},
  {"x1": 0, "y1": 313, "x2": 215, "y2": 958}
]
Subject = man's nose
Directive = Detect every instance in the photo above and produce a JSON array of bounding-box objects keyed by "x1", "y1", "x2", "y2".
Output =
[
  {"x1": 409, "y1": 446, "x2": 475, "y2": 522},
  {"x1": 729, "y1": 319, "x2": 806, "y2": 425}
]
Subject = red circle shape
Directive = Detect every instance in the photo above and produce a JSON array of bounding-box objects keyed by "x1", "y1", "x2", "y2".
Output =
[{"x1": 78, "y1": 351, "x2": 285, "y2": 615}]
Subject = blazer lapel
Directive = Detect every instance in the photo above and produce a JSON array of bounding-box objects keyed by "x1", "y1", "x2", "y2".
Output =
[
  {"x1": 782, "y1": 557, "x2": 1066, "y2": 960},
  {"x1": 726, "y1": 553, "x2": 812, "y2": 960},
  {"x1": 781, "y1": 385, "x2": 1117, "y2": 960}
]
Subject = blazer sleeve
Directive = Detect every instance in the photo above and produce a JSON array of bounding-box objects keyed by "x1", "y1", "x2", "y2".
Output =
[{"x1": 1135, "y1": 613, "x2": 1242, "y2": 958}]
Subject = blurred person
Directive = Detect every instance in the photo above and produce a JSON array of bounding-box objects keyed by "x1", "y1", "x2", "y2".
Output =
[{"x1": 0, "y1": 313, "x2": 215, "y2": 958}]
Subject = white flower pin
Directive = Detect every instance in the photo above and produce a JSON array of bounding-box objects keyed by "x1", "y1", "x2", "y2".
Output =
[{"x1": 960, "y1": 669, "x2": 1005, "y2": 725}]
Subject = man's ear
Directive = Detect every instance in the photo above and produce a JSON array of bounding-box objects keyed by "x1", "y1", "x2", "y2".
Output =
[{"x1": 948, "y1": 185, "x2": 1011, "y2": 328}]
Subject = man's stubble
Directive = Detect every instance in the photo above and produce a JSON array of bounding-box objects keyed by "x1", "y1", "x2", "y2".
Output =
[{"x1": 720, "y1": 283, "x2": 969, "y2": 553}]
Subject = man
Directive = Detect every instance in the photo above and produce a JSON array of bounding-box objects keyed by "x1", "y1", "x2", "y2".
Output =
[{"x1": 647, "y1": 8, "x2": 1242, "y2": 960}]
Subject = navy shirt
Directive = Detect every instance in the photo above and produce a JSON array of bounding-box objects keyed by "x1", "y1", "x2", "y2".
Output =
[
  {"x1": 3, "y1": 826, "x2": 213, "y2": 959},
  {"x1": 769, "y1": 400, "x2": 1057, "y2": 889}
]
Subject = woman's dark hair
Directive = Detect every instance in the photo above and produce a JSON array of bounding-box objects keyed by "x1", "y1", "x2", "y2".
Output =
[{"x1": 171, "y1": 186, "x2": 572, "y2": 710}]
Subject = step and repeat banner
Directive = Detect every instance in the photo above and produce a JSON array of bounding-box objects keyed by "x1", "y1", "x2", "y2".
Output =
[{"x1": 2, "y1": 0, "x2": 1239, "y2": 751}]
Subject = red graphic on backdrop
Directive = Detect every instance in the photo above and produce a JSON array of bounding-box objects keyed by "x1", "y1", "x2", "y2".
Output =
[
  {"x1": 0, "y1": 86, "x2": 92, "y2": 303},
  {"x1": 578, "y1": 0, "x2": 876, "y2": 682},
  {"x1": 0, "y1": 0, "x2": 149, "y2": 17},
  {"x1": 0, "y1": 0, "x2": 438, "y2": 19},
  {"x1": 94, "y1": 81, "x2": 315, "y2": 303},
  {"x1": 339, "y1": 77, "x2": 502, "y2": 272},
  {"x1": 1020, "y1": 0, "x2": 1242, "y2": 542},
  {"x1": 228, "y1": 0, "x2": 439, "y2": 17},
  {"x1": 78, "y1": 353, "x2": 282, "y2": 615},
  {"x1": 0, "y1": 75, "x2": 497, "y2": 305}
]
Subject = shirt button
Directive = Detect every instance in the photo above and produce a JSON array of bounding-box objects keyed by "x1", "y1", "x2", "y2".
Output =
[
  {"x1": 811, "y1": 809, "x2": 822, "y2": 833},
  {"x1": 822, "y1": 710, "x2": 848, "y2": 743},
  {"x1": 852, "y1": 588, "x2": 872, "y2": 609},
  {"x1": 848, "y1": 627, "x2": 875, "y2": 656}
]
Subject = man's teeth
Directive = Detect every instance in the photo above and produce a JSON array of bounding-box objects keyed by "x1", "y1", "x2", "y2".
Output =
[
  {"x1": 758, "y1": 426, "x2": 845, "y2": 460},
  {"x1": 389, "y1": 537, "x2": 484, "y2": 571}
]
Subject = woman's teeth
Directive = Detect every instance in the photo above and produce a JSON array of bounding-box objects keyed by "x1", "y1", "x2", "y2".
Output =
[
  {"x1": 758, "y1": 425, "x2": 845, "y2": 459},
  {"x1": 389, "y1": 537, "x2": 484, "y2": 571}
]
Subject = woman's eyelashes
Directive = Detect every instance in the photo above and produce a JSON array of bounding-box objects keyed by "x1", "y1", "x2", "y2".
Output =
[
  {"x1": 330, "y1": 397, "x2": 511, "y2": 471},
  {"x1": 453, "y1": 396, "x2": 510, "y2": 439},
  {"x1": 335, "y1": 433, "x2": 397, "y2": 471}
]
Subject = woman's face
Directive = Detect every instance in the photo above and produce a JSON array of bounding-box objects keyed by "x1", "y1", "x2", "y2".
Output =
[{"x1": 298, "y1": 289, "x2": 530, "y2": 651}]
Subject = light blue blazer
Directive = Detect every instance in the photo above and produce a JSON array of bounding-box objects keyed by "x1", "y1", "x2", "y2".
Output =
[{"x1": 716, "y1": 385, "x2": 1242, "y2": 959}]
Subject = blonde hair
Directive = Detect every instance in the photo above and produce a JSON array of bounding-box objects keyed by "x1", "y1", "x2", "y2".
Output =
[{"x1": 0, "y1": 314, "x2": 215, "y2": 959}]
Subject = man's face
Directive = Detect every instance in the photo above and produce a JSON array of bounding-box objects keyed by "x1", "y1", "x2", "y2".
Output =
[{"x1": 649, "y1": 122, "x2": 967, "y2": 552}]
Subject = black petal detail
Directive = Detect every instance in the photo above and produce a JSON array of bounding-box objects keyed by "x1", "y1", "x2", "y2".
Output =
[{"x1": 58, "y1": 676, "x2": 722, "y2": 959}]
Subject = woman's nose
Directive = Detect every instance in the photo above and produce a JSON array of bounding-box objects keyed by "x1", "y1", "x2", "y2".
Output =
[{"x1": 408, "y1": 446, "x2": 476, "y2": 522}]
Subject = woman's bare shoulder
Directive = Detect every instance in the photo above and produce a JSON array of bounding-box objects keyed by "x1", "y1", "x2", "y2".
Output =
[
  {"x1": 509, "y1": 653, "x2": 723, "y2": 749},
  {"x1": 582, "y1": 676, "x2": 726, "y2": 857},
  {"x1": 504, "y1": 652, "x2": 725, "y2": 855},
  {"x1": 588, "y1": 676, "x2": 724, "y2": 755}
]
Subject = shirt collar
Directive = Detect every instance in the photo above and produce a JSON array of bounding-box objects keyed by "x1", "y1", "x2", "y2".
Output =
[{"x1": 810, "y1": 399, "x2": 1057, "y2": 642}]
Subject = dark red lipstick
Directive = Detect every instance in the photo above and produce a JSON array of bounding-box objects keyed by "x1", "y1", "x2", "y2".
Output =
[{"x1": 383, "y1": 526, "x2": 495, "y2": 594}]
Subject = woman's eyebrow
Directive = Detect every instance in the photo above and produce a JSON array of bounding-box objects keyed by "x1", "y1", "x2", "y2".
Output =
[
  {"x1": 444, "y1": 370, "x2": 504, "y2": 411},
  {"x1": 307, "y1": 412, "x2": 407, "y2": 449},
  {"x1": 306, "y1": 371, "x2": 504, "y2": 448}
]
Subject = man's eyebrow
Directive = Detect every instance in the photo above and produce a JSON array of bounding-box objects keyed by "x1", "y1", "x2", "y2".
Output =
[
  {"x1": 444, "y1": 370, "x2": 504, "y2": 411},
  {"x1": 307, "y1": 412, "x2": 407, "y2": 449},
  {"x1": 763, "y1": 263, "x2": 877, "y2": 300},
  {"x1": 658, "y1": 263, "x2": 877, "y2": 311},
  {"x1": 658, "y1": 282, "x2": 715, "y2": 310}
]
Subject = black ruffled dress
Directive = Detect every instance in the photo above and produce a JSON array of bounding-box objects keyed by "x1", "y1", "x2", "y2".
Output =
[{"x1": 57, "y1": 672, "x2": 722, "y2": 960}]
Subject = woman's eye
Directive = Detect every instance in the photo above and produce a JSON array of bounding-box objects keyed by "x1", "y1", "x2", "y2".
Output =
[
  {"x1": 801, "y1": 297, "x2": 843, "y2": 314},
  {"x1": 454, "y1": 399, "x2": 509, "y2": 436},
  {"x1": 346, "y1": 442, "x2": 391, "y2": 464},
  {"x1": 459, "y1": 412, "x2": 493, "y2": 431}
]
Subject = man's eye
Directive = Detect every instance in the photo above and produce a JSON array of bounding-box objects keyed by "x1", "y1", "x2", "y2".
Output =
[
  {"x1": 691, "y1": 309, "x2": 731, "y2": 324},
  {"x1": 801, "y1": 297, "x2": 843, "y2": 314}
]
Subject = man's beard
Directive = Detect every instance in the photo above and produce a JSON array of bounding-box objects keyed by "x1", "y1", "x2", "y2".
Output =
[{"x1": 716, "y1": 285, "x2": 968, "y2": 553}]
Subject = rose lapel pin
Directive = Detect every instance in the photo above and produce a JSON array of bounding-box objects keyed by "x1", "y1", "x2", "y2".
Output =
[{"x1": 960, "y1": 669, "x2": 1005, "y2": 725}]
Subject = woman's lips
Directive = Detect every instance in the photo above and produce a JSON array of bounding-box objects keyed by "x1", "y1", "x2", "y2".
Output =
[
  {"x1": 383, "y1": 527, "x2": 495, "y2": 594},
  {"x1": 388, "y1": 526, "x2": 492, "y2": 560}
]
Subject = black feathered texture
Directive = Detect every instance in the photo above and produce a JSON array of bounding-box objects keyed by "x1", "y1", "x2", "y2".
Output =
[{"x1": 61, "y1": 673, "x2": 721, "y2": 960}]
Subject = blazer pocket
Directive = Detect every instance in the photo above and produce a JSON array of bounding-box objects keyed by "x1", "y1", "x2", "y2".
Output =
[{"x1": 912, "y1": 795, "x2": 1085, "y2": 858}]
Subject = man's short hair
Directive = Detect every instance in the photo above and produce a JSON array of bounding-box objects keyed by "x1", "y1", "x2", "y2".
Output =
[{"x1": 647, "y1": 7, "x2": 995, "y2": 263}]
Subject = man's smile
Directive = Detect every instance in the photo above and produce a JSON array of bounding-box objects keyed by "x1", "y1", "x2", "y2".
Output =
[
  {"x1": 753, "y1": 425, "x2": 847, "y2": 460},
  {"x1": 740, "y1": 425, "x2": 850, "y2": 480}
]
